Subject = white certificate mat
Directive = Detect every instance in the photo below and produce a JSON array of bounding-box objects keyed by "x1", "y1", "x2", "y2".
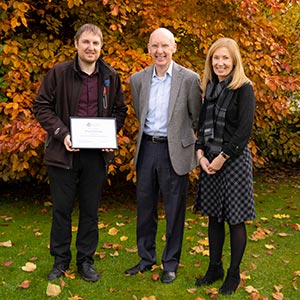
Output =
[{"x1": 70, "y1": 117, "x2": 117, "y2": 149}]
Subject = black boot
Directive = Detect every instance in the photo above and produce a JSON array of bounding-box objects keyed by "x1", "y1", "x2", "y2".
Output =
[
  {"x1": 195, "y1": 262, "x2": 224, "y2": 286},
  {"x1": 219, "y1": 268, "x2": 241, "y2": 295}
]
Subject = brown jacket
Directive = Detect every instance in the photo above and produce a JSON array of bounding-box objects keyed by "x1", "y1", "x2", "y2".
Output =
[{"x1": 33, "y1": 55, "x2": 127, "y2": 169}]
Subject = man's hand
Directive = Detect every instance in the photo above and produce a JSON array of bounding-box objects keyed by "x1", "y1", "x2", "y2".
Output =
[
  {"x1": 64, "y1": 134, "x2": 79, "y2": 152},
  {"x1": 101, "y1": 149, "x2": 114, "y2": 152}
]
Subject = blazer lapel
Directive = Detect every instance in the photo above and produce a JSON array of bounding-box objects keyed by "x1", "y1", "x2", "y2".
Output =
[
  {"x1": 140, "y1": 65, "x2": 154, "y2": 124},
  {"x1": 168, "y1": 63, "x2": 182, "y2": 122}
]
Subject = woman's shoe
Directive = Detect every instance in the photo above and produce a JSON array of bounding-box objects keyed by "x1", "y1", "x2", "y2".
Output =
[
  {"x1": 219, "y1": 268, "x2": 241, "y2": 295},
  {"x1": 195, "y1": 262, "x2": 224, "y2": 286}
]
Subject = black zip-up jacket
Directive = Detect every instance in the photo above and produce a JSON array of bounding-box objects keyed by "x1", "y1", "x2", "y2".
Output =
[{"x1": 33, "y1": 55, "x2": 127, "y2": 169}]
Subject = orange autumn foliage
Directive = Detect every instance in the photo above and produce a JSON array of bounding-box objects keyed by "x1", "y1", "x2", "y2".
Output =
[{"x1": 0, "y1": 0, "x2": 300, "y2": 183}]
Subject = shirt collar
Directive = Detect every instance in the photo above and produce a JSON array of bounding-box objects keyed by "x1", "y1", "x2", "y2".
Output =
[{"x1": 152, "y1": 61, "x2": 173, "y2": 78}]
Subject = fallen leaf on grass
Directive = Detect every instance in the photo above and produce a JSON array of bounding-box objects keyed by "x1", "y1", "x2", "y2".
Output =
[
  {"x1": 152, "y1": 273, "x2": 159, "y2": 281},
  {"x1": 120, "y1": 236, "x2": 128, "y2": 241},
  {"x1": 18, "y1": 280, "x2": 30, "y2": 289},
  {"x1": 187, "y1": 288, "x2": 197, "y2": 293},
  {"x1": 141, "y1": 296, "x2": 156, "y2": 300},
  {"x1": 125, "y1": 247, "x2": 137, "y2": 253},
  {"x1": 198, "y1": 238, "x2": 209, "y2": 246},
  {"x1": 98, "y1": 222, "x2": 109, "y2": 229},
  {"x1": 248, "y1": 292, "x2": 262, "y2": 300},
  {"x1": 265, "y1": 244, "x2": 276, "y2": 249},
  {"x1": 249, "y1": 227, "x2": 272, "y2": 241},
  {"x1": 282, "y1": 259, "x2": 289, "y2": 264},
  {"x1": 294, "y1": 271, "x2": 300, "y2": 276},
  {"x1": 245, "y1": 285, "x2": 259, "y2": 293},
  {"x1": 158, "y1": 213, "x2": 165, "y2": 220},
  {"x1": 187, "y1": 217, "x2": 199, "y2": 224},
  {"x1": 190, "y1": 245, "x2": 209, "y2": 256},
  {"x1": 65, "y1": 270, "x2": 75, "y2": 279},
  {"x1": 271, "y1": 285, "x2": 284, "y2": 300},
  {"x1": 1, "y1": 216, "x2": 13, "y2": 221},
  {"x1": 110, "y1": 251, "x2": 119, "y2": 257},
  {"x1": 201, "y1": 221, "x2": 208, "y2": 228},
  {"x1": 46, "y1": 282, "x2": 61, "y2": 297},
  {"x1": 290, "y1": 223, "x2": 300, "y2": 231},
  {"x1": 102, "y1": 242, "x2": 122, "y2": 249},
  {"x1": 292, "y1": 277, "x2": 297, "y2": 290},
  {"x1": 68, "y1": 295, "x2": 83, "y2": 300},
  {"x1": 240, "y1": 271, "x2": 251, "y2": 280},
  {"x1": 250, "y1": 262, "x2": 257, "y2": 269},
  {"x1": 95, "y1": 251, "x2": 106, "y2": 259},
  {"x1": 2, "y1": 260, "x2": 14, "y2": 267},
  {"x1": 109, "y1": 287, "x2": 117, "y2": 293},
  {"x1": 108, "y1": 227, "x2": 119, "y2": 235},
  {"x1": 274, "y1": 285, "x2": 283, "y2": 292},
  {"x1": 60, "y1": 277, "x2": 66, "y2": 288},
  {"x1": 21, "y1": 262, "x2": 37, "y2": 272},
  {"x1": 194, "y1": 261, "x2": 202, "y2": 267},
  {"x1": 277, "y1": 232, "x2": 293, "y2": 237},
  {"x1": 274, "y1": 214, "x2": 290, "y2": 219},
  {"x1": 205, "y1": 287, "x2": 218, "y2": 295},
  {"x1": 0, "y1": 240, "x2": 12, "y2": 247},
  {"x1": 28, "y1": 257, "x2": 38, "y2": 262},
  {"x1": 196, "y1": 231, "x2": 207, "y2": 237},
  {"x1": 271, "y1": 292, "x2": 284, "y2": 300}
]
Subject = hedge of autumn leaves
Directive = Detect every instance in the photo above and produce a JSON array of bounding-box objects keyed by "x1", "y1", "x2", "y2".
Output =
[{"x1": 0, "y1": 0, "x2": 300, "y2": 183}]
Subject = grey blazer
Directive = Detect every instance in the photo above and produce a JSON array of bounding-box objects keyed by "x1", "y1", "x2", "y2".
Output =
[{"x1": 130, "y1": 62, "x2": 202, "y2": 176}]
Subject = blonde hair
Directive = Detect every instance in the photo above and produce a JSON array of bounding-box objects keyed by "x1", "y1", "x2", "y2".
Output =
[{"x1": 202, "y1": 38, "x2": 251, "y2": 94}]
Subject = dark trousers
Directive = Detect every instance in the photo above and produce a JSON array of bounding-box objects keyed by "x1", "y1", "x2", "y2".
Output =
[
  {"x1": 136, "y1": 138, "x2": 188, "y2": 272},
  {"x1": 47, "y1": 150, "x2": 106, "y2": 266}
]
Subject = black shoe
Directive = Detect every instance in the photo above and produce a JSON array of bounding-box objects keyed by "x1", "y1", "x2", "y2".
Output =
[
  {"x1": 161, "y1": 271, "x2": 176, "y2": 284},
  {"x1": 219, "y1": 268, "x2": 240, "y2": 295},
  {"x1": 195, "y1": 262, "x2": 224, "y2": 286},
  {"x1": 124, "y1": 263, "x2": 153, "y2": 275},
  {"x1": 78, "y1": 262, "x2": 100, "y2": 282},
  {"x1": 47, "y1": 264, "x2": 69, "y2": 280}
]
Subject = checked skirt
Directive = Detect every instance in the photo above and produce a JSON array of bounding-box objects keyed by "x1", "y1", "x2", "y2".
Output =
[{"x1": 195, "y1": 147, "x2": 256, "y2": 225}]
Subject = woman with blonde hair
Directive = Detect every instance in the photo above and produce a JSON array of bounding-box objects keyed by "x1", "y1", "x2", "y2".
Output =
[{"x1": 194, "y1": 37, "x2": 256, "y2": 295}]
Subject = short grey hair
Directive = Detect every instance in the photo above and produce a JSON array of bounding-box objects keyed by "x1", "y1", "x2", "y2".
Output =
[{"x1": 149, "y1": 28, "x2": 175, "y2": 45}]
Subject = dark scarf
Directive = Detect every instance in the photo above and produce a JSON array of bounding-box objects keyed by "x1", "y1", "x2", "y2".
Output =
[{"x1": 203, "y1": 75, "x2": 233, "y2": 154}]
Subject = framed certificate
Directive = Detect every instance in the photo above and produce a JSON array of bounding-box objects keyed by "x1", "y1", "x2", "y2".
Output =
[{"x1": 70, "y1": 117, "x2": 118, "y2": 149}]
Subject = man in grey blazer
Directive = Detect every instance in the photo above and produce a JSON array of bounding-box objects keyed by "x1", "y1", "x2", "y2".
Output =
[{"x1": 125, "y1": 28, "x2": 202, "y2": 283}]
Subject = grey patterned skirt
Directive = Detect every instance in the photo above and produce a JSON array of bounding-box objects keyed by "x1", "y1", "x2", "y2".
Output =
[{"x1": 195, "y1": 147, "x2": 255, "y2": 225}]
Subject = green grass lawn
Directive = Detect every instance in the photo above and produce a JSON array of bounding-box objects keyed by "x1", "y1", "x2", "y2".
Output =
[{"x1": 0, "y1": 168, "x2": 299, "y2": 300}]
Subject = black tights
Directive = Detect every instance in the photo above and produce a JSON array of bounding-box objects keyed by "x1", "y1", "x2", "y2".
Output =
[{"x1": 208, "y1": 216, "x2": 247, "y2": 271}]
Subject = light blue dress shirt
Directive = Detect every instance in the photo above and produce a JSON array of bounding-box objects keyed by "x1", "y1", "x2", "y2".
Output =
[{"x1": 143, "y1": 61, "x2": 173, "y2": 137}]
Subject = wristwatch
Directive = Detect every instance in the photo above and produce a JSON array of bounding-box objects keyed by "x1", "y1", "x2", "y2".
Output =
[{"x1": 220, "y1": 151, "x2": 230, "y2": 160}]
